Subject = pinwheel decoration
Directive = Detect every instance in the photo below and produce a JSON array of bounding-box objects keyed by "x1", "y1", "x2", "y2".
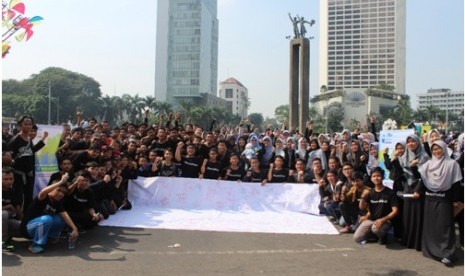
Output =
[{"x1": 2, "y1": 0, "x2": 43, "y2": 58}]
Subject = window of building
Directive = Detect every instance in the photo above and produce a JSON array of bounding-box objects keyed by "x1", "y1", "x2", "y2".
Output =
[{"x1": 225, "y1": 89, "x2": 233, "y2": 98}]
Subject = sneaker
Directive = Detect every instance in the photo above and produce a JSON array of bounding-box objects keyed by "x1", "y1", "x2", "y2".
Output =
[
  {"x1": 441, "y1": 258, "x2": 452, "y2": 266},
  {"x1": 28, "y1": 244, "x2": 44, "y2": 254},
  {"x1": 2, "y1": 241, "x2": 15, "y2": 252},
  {"x1": 340, "y1": 226, "x2": 353, "y2": 234}
]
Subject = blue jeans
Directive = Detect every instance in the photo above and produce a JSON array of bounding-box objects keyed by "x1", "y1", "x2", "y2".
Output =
[
  {"x1": 319, "y1": 201, "x2": 340, "y2": 220},
  {"x1": 26, "y1": 214, "x2": 65, "y2": 246}
]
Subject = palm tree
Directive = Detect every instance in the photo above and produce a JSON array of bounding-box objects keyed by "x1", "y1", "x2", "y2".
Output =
[
  {"x1": 390, "y1": 95, "x2": 413, "y2": 126},
  {"x1": 412, "y1": 108, "x2": 430, "y2": 123},
  {"x1": 178, "y1": 99, "x2": 194, "y2": 114},
  {"x1": 98, "y1": 95, "x2": 113, "y2": 122},
  {"x1": 156, "y1": 101, "x2": 173, "y2": 117},
  {"x1": 142, "y1": 96, "x2": 158, "y2": 113},
  {"x1": 425, "y1": 105, "x2": 441, "y2": 122}
]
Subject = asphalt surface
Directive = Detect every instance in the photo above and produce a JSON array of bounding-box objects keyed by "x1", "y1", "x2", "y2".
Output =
[{"x1": 2, "y1": 225, "x2": 464, "y2": 276}]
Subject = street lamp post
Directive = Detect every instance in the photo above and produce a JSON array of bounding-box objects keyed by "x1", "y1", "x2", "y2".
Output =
[
  {"x1": 56, "y1": 97, "x2": 59, "y2": 124},
  {"x1": 445, "y1": 90, "x2": 449, "y2": 134},
  {"x1": 325, "y1": 99, "x2": 329, "y2": 133},
  {"x1": 48, "y1": 81, "x2": 51, "y2": 125}
]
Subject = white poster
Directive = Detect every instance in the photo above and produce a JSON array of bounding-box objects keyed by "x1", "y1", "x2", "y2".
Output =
[
  {"x1": 378, "y1": 129, "x2": 414, "y2": 185},
  {"x1": 33, "y1": 124, "x2": 63, "y2": 197}
]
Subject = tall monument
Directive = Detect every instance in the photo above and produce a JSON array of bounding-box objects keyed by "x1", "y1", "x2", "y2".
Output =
[{"x1": 288, "y1": 14, "x2": 314, "y2": 133}]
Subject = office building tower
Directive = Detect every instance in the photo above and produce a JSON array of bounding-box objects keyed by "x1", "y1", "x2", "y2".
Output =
[
  {"x1": 155, "y1": 0, "x2": 218, "y2": 106},
  {"x1": 319, "y1": 0, "x2": 405, "y2": 93},
  {"x1": 313, "y1": 0, "x2": 406, "y2": 129}
]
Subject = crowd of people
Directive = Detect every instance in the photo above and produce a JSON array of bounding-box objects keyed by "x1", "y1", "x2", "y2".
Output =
[{"x1": 2, "y1": 112, "x2": 464, "y2": 266}]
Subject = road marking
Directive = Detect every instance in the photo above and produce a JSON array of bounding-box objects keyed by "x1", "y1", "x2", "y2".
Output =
[
  {"x1": 315, "y1": 243, "x2": 327, "y2": 248},
  {"x1": 109, "y1": 247, "x2": 355, "y2": 256}
]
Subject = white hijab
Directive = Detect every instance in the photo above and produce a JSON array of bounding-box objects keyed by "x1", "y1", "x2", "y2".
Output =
[
  {"x1": 296, "y1": 137, "x2": 307, "y2": 159},
  {"x1": 419, "y1": 140, "x2": 462, "y2": 192}
]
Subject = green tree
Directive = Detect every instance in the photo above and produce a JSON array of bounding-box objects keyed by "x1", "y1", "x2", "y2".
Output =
[
  {"x1": 2, "y1": 67, "x2": 103, "y2": 124},
  {"x1": 374, "y1": 83, "x2": 395, "y2": 91},
  {"x1": 274, "y1": 105, "x2": 289, "y2": 126},
  {"x1": 348, "y1": 118, "x2": 361, "y2": 130},
  {"x1": 424, "y1": 105, "x2": 442, "y2": 122},
  {"x1": 247, "y1": 113, "x2": 264, "y2": 129},
  {"x1": 387, "y1": 95, "x2": 413, "y2": 126},
  {"x1": 412, "y1": 108, "x2": 430, "y2": 123},
  {"x1": 326, "y1": 102, "x2": 344, "y2": 133},
  {"x1": 155, "y1": 102, "x2": 173, "y2": 122}
]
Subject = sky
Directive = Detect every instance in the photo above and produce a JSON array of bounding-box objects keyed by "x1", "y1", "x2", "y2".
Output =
[{"x1": 2, "y1": 0, "x2": 464, "y2": 118}]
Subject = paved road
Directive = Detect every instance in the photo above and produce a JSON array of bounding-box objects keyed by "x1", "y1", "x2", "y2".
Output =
[{"x1": 3, "y1": 226, "x2": 463, "y2": 276}]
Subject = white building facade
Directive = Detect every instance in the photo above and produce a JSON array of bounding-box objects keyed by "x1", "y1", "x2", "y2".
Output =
[
  {"x1": 218, "y1": 78, "x2": 248, "y2": 119},
  {"x1": 319, "y1": 0, "x2": 406, "y2": 93},
  {"x1": 314, "y1": 0, "x2": 406, "y2": 129},
  {"x1": 155, "y1": 0, "x2": 218, "y2": 105},
  {"x1": 418, "y1": 88, "x2": 464, "y2": 115}
]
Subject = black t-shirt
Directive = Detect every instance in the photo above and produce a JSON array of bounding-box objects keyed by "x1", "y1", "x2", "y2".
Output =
[
  {"x1": 21, "y1": 195, "x2": 66, "y2": 237},
  {"x1": 198, "y1": 144, "x2": 216, "y2": 160},
  {"x1": 180, "y1": 156, "x2": 202, "y2": 178},
  {"x1": 365, "y1": 186, "x2": 398, "y2": 220},
  {"x1": 157, "y1": 162, "x2": 177, "y2": 177},
  {"x1": 223, "y1": 167, "x2": 246, "y2": 181},
  {"x1": 8, "y1": 134, "x2": 35, "y2": 174},
  {"x1": 243, "y1": 170, "x2": 267, "y2": 183},
  {"x1": 69, "y1": 139, "x2": 89, "y2": 151},
  {"x1": 150, "y1": 140, "x2": 174, "y2": 157},
  {"x1": 269, "y1": 168, "x2": 289, "y2": 183},
  {"x1": 203, "y1": 161, "x2": 222, "y2": 180},
  {"x1": 64, "y1": 188, "x2": 97, "y2": 213},
  {"x1": 2, "y1": 188, "x2": 21, "y2": 207},
  {"x1": 305, "y1": 169, "x2": 326, "y2": 184},
  {"x1": 70, "y1": 151, "x2": 98, "y2": 171}
]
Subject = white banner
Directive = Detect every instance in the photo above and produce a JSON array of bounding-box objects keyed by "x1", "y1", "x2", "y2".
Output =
[{"x1": 100, "y1": 177, "x2": 339, "y2": 235}]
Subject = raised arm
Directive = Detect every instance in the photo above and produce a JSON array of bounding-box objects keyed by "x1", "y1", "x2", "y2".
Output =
[{"x1": 38, "y1": 173, "x2": 69, "y2": 201}]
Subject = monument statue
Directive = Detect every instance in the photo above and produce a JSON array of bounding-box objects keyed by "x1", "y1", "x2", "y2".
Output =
[
  {"x1": 288, "y1": 13, "x2": 300, "y2": 39},
  {"x1": 288, "y1": 13, "x2": 316, "y2": 39},
  {"x1": 299, "y1": 17, "x2": 315, "y2": 38}
]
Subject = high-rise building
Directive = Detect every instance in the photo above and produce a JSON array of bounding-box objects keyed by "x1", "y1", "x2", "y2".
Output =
[
  {"x1": 155, "y1": 0, "x2": 218, "y2": 106},
  {"x1": 218, "y1": 78, "x2": 249, "y2": 119},
  {"x1": 319, "y1": 0, "x2": 405, "y2": 93},
  {"x1": 313, "y1": 0, "x2": 406, "y2": 129}
]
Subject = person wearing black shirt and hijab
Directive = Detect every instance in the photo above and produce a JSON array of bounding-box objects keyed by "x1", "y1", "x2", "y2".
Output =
[{"x1": 419, "y1": 140, "x2": 463, "y2": 266}]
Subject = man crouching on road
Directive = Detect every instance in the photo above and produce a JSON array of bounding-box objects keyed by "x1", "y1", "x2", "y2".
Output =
[
  {"x1": 20, "y1": 173, "x2": 79, "y2": 253},
  {"x1": 354, "y1": 167, "x2": 398, "y2": 245}
]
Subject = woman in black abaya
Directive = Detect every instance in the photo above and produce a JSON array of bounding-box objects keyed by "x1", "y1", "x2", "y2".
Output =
[
  {"x1": 398, "y1": 134, "x2": 430, "y2": 251},
  {"x1": 419, "y1": 140, "x2": 463, "y2": 266}
]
